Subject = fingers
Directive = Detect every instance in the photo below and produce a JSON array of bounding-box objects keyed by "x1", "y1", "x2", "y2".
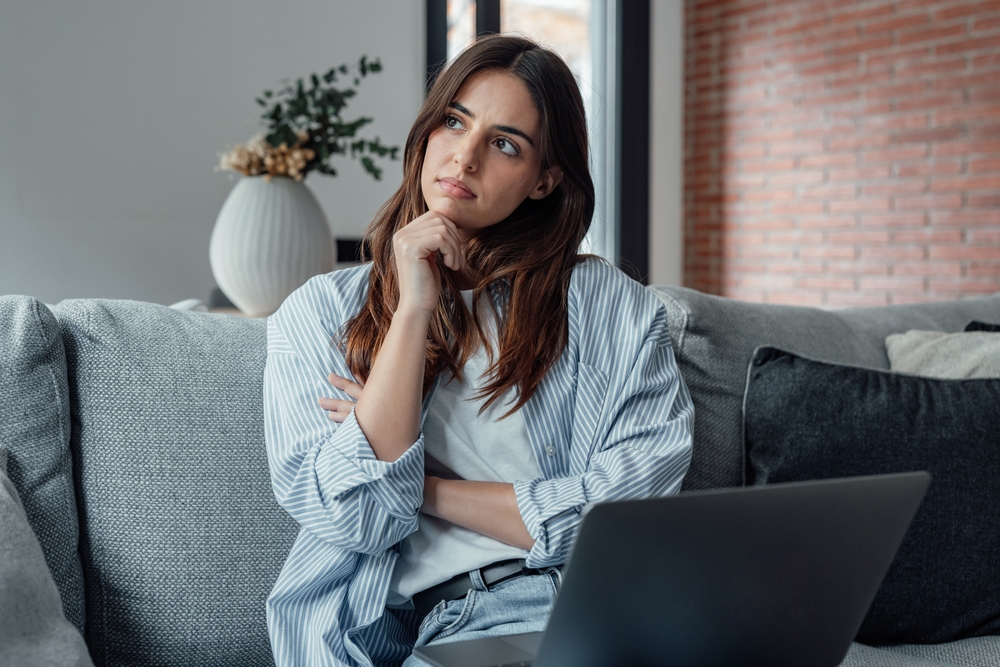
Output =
[
  {"x1": 318, "y1": 396, "x2": 355, "y2": 423},
  {"x1": 396, "y1": 212, "x2": 466, "y2": 271},
  {"x1": 328, "y1": 372, "x2": 364, "y2": 400}
]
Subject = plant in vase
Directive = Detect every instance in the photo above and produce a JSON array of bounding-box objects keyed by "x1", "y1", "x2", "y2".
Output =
[{"x1": 212, "y1": 56, "x2": 400, "y2": 317}]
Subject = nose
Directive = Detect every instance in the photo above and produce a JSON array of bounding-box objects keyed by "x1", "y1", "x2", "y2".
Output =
[{"x1": 453, "y1": 133, "x2": 480, "y2": 173}]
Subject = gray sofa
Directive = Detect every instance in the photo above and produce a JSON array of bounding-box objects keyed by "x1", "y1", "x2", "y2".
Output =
[{"x1": 1, "y1": 285, "x2": 998, "y2": 667}]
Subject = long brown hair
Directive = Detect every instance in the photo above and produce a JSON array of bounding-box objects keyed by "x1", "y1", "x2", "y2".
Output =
[{"x1": 340, "y1": 34, "x2": 595, "y2": 416}]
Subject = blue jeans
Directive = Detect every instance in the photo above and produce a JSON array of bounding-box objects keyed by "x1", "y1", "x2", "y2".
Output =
[{"x1": 401, "y1": 567, "x2": 563, "y2": 667}]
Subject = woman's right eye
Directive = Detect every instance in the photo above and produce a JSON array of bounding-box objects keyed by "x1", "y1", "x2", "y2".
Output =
[{"x1": 444, "y1": 115, "x2": 465, "y2": 130}]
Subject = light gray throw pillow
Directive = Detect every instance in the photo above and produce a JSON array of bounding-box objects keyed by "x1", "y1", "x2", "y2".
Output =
[
  {"x1": 0, "y1": 295, "x2": 85, "y2": 631},
  {"x1": 886, "y1": 330, "x2": 1000, "y2": 379},
  {"x1": 54, "y1": 299, "x2": 299, "y2": 667},
  {"x1": 0, "y1": 449, "x2": 94, "y2": 667}
]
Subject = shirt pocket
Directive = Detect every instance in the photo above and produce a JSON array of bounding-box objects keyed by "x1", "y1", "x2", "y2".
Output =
[{"x1": 572, "y1": 361, "x2": 610, "y2": 454}]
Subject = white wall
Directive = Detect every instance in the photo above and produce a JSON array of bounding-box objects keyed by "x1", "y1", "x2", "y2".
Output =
[
  {"x1": 0, "y1": 1, "x2": 424, "y2": 305},
  {"x1": 649, "y1": 0, "x2": 684, "y2": 286}
]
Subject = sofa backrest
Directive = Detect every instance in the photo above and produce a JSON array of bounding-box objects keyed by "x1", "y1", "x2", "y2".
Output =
[
  {"x1": 0, "y1": 295, "x2": 86, "y2": 633},
  {"x1": 53, "y1": 299, "x2": 299, "y2": 667},
  {"x1": 650, "y1": 286, "x2": 1000, "y2": 491}
]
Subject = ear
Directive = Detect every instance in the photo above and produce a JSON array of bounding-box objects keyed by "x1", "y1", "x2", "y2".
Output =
[{"x1": 527, "y1": 166, "x2": 563, "y2": 200}]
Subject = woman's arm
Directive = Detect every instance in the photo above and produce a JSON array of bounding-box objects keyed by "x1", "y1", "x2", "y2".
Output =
[
  {"x1": 352, "y1": 210, "x2": 466, "y2": 462},
  {"x1": 423, "y1": 477, "x2": 535, "y2": 550}
]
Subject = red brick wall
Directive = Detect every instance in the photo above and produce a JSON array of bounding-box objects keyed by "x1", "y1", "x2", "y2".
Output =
[{"x1": 684, "y1": 0, "x2": 1000, "y2": 306}]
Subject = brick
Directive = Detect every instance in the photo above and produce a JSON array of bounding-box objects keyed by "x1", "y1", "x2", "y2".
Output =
[
  {"x1": 860, "y1": 246, "x2": 927, "y2": 260},
  {"x1": 936, "y1": 0, "x2": 1000, "y2": 21},
  {"x1": 969, "y1": 229, "x2": 1000, "y2": 243},
  {"x1": 766, "y1": 199, "x2": 828, "y2": 215},
  {"x1": 935, "y1": 104, "x2": 1000, "y2": 125},
  {"x1": 897, "y1": 161, "x2": 963, "y2": 176},
  {"x1": 827, "y1": 261, "x2": 891, "y2": 275},
  {"x1": 862, "y1": 213, "x2": 928, "y2": 228},
  {"x1": 938, "y1": 34, "x2": 1000, "y2": 56},
  {"x1": 896, "y1": 194, "x2": 965, "y2": 209},
  {"x1": 830, "y1": 35, "x2": 894, "y2": 58},
  {"x1": 897, "y1": 91, "x2": 965, "y2": 111},
  {"x1": 931, "y1": 175, "x2": 1000, "y2": 191},
  {"x1": 800, "y1": 215, "x2": 859, "y2": 229},
  {"x1": 859, "y1": 276, "x2": 928, "y2": 291},
  {"x1": 830, "y1": 231, "x2": 892, "y2": 244},
  {"x1": 830, "y1": 133, "x2": 892, "y2": 151},
  {"x1": 737, "y1": 274, "x2": 798, "y2": 289},
  {"x1": 932, "y1": 210, "x2": 1000, "y2": 225},
  {"x1": 741, "y1": 158, "x2": 797, "y2": 172},
  {"x1": 866, "y1": 81, "x2": 930, "y2": 101},
  {"x1": 863, "y1": 113, "x2": 929, "y2": 130},
  {"x1": 896, "y1": 58, "x2": 970, "y2": 79},
  {"x1": 801, "y1": 185, "x2": 858, "y2": 200},
  {"x1": 862, "y1": 181, "x2": 927, "y2": 196},
  {"x1": 972, "y1": 53, "x2": 1000, "y2": 69},
  {"x1": 769, "y1": 170, "x2": 826, "y2": 185},
  {"x1": 929, "y1": 245, "x2": 1000, "y2": 260},
  {"x1": 801, "y1": 153, "x2": 859, "y2": 168},
  {"x1": 934, "y1": 71, "x2": 1000, "y2": 90},
  {"x1": 967, "y1": 194, "x2": 1000, "y2": 207},
  {"x1": 742, "y1": 189, "x2": 797, "y2": 203},
  {"x1": 797, "y1": 277, "x2": 858, "y2": 290},
  {"x1": 767, "y1": 231, "x2": 825, "y2": 244},
  {"x1": 934, "y1": 139, "x2": 1000, "y2": 157},
  {"x1": 971, "y1": 158, "x2": 1000, "y2": 172},
  {"x1": 775, "y1": 17, "x2": 828, "y2": 38},
  {"x1": 829, "y1": 198, "x2": 893, "y2": 212},
  {"x1": 866, "y1": 13, "x2": 930, "y2": 34},
  {"x1": 973, "y1": 17, "x2": 1000, "y2": 32},
  {"x1": 893, "y1": 230, "x2": 964, "y2": 244},
  {"x1": 863, "y1": 146, "x2": 928, "y2": 163},
  {"x1": 828, "y1": 165, "x2": 893, "y2": 180},
  {"x1": 832, "y1": 4, "x2": 895, "y2": 24},
  {"x1": 769, "y1": 139, "x2": 826, "y2": 156},
  {"x1": 800, "y1": 59, "x2": 862, "y2": 78},
  {"x1": 866, "y1": 46, "x2": 932, "y2": 69},
  {"x1": 929, "y1": 278, "x2": 1000, "y2": 292},
  {"x1": 892, "y1": 261, "x2": 963, "y2": 276},
  {"x1": 894, "y1": 127, "x2": 964, "y2": 143},
  {"x1": 898, "y1": 23, "x2": 966, "y2": 46},
  {"x1": 800, "y1": 245, "x2": 858, "y2": 259}
]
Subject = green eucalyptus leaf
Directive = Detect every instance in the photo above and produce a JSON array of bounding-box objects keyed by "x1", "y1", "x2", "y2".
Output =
[{"x1": 361, "y1": 156, "x2": 381, "y2": 180}]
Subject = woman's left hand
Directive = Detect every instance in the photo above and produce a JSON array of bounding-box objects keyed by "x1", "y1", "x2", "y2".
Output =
[{"x1": 319, "y1": 373, "x2": 363, "y2": 423}]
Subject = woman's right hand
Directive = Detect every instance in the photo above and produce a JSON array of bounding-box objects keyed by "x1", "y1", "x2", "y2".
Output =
[{"x1": 392, "y1": 210, "x2": 465, "y2": 315}]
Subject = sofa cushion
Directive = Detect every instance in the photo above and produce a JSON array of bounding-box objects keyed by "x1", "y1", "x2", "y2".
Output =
[
  {"x1": 648, "y1": 286, "x2": 1000, "y2": 490},
  {"x1": 54, "y1": 300, "x2": 299, "y2": 667},
  {"x1": 0, "y1": 295, "x2": 86, "y2": 631},
  {"x1": 886, "y1": 330, "x2": 1000, "y2": 378},
  {"x1": 0, "y1": 450, "x2": 94, "y2": 667},
  {"x1": 744, "y1": 347, "x2": 1000, "y2": 645}
]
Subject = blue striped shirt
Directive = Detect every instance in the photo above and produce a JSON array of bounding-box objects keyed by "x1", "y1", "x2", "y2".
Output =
[{"x1": 263, "y1": 257, "x2": 694, "y2": 666}]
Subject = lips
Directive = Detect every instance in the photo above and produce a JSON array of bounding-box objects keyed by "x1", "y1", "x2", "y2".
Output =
[{"x1": 438, "y1": 177, "x2": 476, "y2": 199}]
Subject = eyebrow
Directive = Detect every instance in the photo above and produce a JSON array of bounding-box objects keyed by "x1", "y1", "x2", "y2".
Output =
[{"x1": 448, "y1": 102, "x2": 535, "y2": 147}]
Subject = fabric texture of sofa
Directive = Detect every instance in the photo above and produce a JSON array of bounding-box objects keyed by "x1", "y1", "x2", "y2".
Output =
[{"x1": 1, "y1": 284, "x2": 998, "y2": 667}]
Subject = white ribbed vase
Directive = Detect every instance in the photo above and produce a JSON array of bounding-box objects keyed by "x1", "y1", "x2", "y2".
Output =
[{"x1": 210, "y1": 176, "x2": 333, "y2": 317}]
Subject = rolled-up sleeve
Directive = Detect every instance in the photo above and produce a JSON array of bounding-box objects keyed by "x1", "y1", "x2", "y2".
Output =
[
  {"x1": 264, "y1": 281, "x2": 424, "y2": 555},
  {"x1": 514, "y1": 307, "x2": 694, "y2": 568}
]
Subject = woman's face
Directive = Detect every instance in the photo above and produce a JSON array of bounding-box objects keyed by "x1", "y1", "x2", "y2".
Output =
[{"x1": 420, "y1": 69, "x2": 561, "y2": 237}]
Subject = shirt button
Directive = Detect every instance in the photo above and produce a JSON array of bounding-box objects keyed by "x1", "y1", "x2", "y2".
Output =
[{"x1": 545, "y1": 446, "x2": 556, "y2": 457}]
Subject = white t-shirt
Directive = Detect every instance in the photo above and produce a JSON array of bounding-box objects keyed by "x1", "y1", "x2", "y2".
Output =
[{"x1": 386, "y1": 290, "x2": 541, "y2": 606}]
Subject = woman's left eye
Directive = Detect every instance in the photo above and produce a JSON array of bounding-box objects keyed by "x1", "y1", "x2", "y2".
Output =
[{"x1": 494, "y1": 137, "x2": 519, "y2": 157}]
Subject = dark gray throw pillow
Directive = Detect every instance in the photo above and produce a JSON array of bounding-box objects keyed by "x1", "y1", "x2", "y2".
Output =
[
  {"x1": 744, "y1": 347, "x2": 1000, "y2": 646},
  {"x1": 965, "y1": 321, "x2": 1000, "y2": 332}
]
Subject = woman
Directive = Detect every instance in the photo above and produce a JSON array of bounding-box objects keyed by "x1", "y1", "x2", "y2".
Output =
[{"x1": 264, "y1": 34, "x2": 693, "y2": 667}]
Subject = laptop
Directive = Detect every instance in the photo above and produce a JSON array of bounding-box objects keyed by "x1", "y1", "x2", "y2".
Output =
[{"x1": 413, "y1": 472, "x2": 930, "y2": 667}]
